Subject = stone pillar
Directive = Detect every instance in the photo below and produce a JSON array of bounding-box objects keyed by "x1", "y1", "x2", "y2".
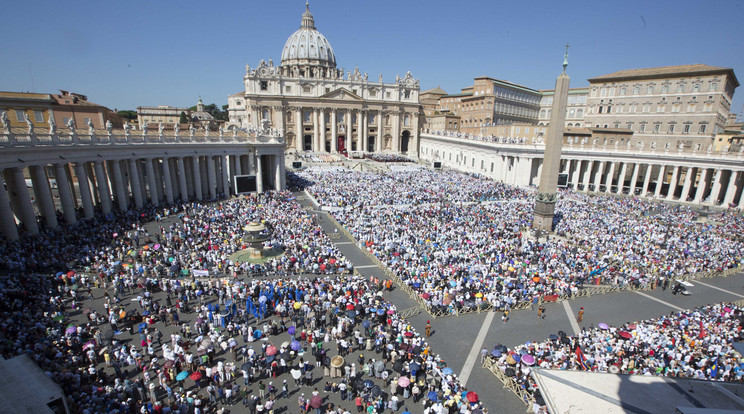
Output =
[
  {"x1": 694, "y1": 168, "x2": 711, "y2": 204},
  {"x1": 74, "y1": 163, "x2": 95, "y2": 219},
  {"x1": 392, "y1": 112, "x2": 401, "y2": 153},
  {"x1": 127, "y1": 159, "x2": 143, "y2": 208},
  {"x1": 708, "y1": 169, "x2": 723, "y2": 205},
  {"x1": 54, "y1": 163, "x2": 78, "y2": 223},
  {"x1": 593, "y1": 161, "x2": 605, "y2": 192},
  {"x1": 199, "y1": 156, "x2": 208, "y2": 199},
  {"x1": 615, "y1": 163, "x2": 628, "y2": 194},
  {"x1": 680, "y1": 167, "x2": 695, "y2": 202},
  {"x1": 331, "y1": 110, "x2": 338, "y2": 153},
  {"x1": 93, "y1": 161, "x2": 112, "y2": 215},
  {"x1": 145, "y1": 158, "x2": 159, "y2": 206},
  {"x1": 207, "y1": 155, "x2": 217, "y2": 199},
  {"x1": 274, "y1": 156, "x2": 282, "y2": 191},
  {"x1": 85, "y1": 163, "x2": 100, "y2": 207},
  {"x1": 177, "y1": 158, "x2": 188, "y2": 202},
  {"x1": 375, "y1": 111, "x2": 383, "y2": 153},
  {"x1": 571, "y1": 160, "x2": 582, "y2": 189},
  {"x1": 313, "y1": 109, "x2": 320, "y2": 152},
  {"x1": 30, "y1": 165, "x2": 58, "y2": 228},
  {"x1": 582, "y1": 160, "x2": 594, "y2": 191},
  {"x1": 604, "y1": 161, "x2": 616, "y2": 192},
  {"x1": 356, "y1": 110, "x2": 363, "y2": 152},
  {"x1": 8, "y1": 167, "x2": 39, "y2": 234},
  {"x1": 191, "y1": 157, "x2": 203, "y2": 201},
  {"x1": 723, "y1": 171, "x2": 741, "y2": 206},
  {"x1": 256, "y1": 154, "x2": 264, "y2": 193},
  {"x1": 655, "y1": 166, "x2": 666, "y2": 198},
  {"x1": 234, "y1": 155, "x2": 243, "y2": 176},
  {"x1": 295, "y1": 108, "x2": 303, "y2": 151},
  {"x1": 137, "y1": 160, "x2": 148, "y2": 205},
  {"x1": 184, "y1": 157, "x2": 194, "y2": 199},
  {"x1": 221, "y1": 156, "x2": 230, "y2": 197},
  {"x1": 161, "y1": 157, "x2": 174, "y2": 204},
  {"x1": 319, "y1": 110, "x2": 326, "y2": 152},
  {"x1": 362, "y1": 110, "x2": 369, "y2": 152},
  {"x1": 666, "y1": 166, "x2": 680, "y2": 200},
  {"x1": 109, "y1": 161, "x2": 128, "y2": 212},
  {"x1": 346, "y1": 110, "x2": 353, "y2": 151},
  {"x1": 641, "y1": 164, "x2": 653, "y2": 197},
  {"x1": 0, "y1": 171, "x2": 19, "y2": 240},
  {"x1": 629, "y1": 163, "x2": 640, "y2": 195}
]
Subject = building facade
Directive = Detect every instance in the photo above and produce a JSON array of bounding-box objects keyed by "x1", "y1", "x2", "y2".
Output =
[
  {"x1": 137, "y1": 105, "x2": 190, "y2": 127},
  {"x1": 51, "y1": 90, "x2": 122, "y2": 129},
  {"x1": 584, "y1": 64, "x2": 739, "y2": 149},
  {"x1": 0, "y1": 92, "x2": 55, "y2": 130},
  {"x1": 538, "y1": 87, "x2": 588, "y2": 127},
  {"x1": 457, "y1": 77, "x2": 541, "y2": 134},
  {"x1": 227, "y1": 4, "x2": 421, "y2": 156}
]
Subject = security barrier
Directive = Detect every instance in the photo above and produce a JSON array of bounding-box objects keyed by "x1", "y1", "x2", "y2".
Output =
[{"x1": 483, "y1": 357, "x2": 536, "y2": 411}]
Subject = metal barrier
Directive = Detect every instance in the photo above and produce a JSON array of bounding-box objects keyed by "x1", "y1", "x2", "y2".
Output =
[{"x1": 483, "y1": 357, "x2": 536, "y2": 411}]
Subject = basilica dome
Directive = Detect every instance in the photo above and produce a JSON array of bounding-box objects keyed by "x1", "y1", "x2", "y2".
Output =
[{"x1": 281, "y1": 3, "x2": 336, "y2": 69}]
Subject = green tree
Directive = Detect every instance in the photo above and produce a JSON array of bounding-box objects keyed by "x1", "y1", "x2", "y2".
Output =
[
  {"x1": 117, "y1": 110, "x2": 137, "y2": 120},
  {"x1": 179, "y1": 111, "x2": 188, "y2": 124}
]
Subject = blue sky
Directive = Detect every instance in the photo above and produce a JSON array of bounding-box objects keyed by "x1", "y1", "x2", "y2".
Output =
[{"x1": 2, "y1": 0, "x2": 743, "y2": 116}]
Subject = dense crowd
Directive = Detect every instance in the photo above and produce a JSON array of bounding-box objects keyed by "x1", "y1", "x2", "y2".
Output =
[
  {"x1": 297, "y1": 169, "x2": 744, "y2": 313},
  {"x1": 489, "y1": 302, "x2": 744, "y2": 403},
  {"x1": 364, "y1": 154, "x2": 414, "y2": 163}
]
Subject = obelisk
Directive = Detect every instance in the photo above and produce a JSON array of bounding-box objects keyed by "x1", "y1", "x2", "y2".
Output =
[{"x1": 533, "y1": 44, "x2": 571, "y2": 232}]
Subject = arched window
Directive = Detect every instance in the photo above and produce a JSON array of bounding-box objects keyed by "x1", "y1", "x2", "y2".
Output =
[
  {"x1": 262, "y1": 109, "x2": 269, "y2": 120},
  {"x1": 404, "y1": 115, "x2": 410, "y2": 126},
  {"x1": 576, "y1": 109, "x2": 583, "y2": 117}
]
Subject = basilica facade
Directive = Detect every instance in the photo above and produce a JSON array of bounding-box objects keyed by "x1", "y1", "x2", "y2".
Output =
[{"x1": 226, "y1": 4, "x2": 421, "y2": 156}]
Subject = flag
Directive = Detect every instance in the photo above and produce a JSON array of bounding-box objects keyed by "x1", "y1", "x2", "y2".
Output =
[
  {"x1": 575, "y1": 346, "x2": 589, "y2": 371},
  {"x1": 699, "y1": 321, "x2": 707, "y2": 339},
  {"x1": 711, "y1": 356, "x2": 719, "y2": 378}
]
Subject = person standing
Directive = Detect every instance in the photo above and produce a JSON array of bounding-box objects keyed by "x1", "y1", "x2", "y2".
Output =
[
  {"x1": 577, "y1": 307, "x2": 584, "y2": 323},
  {"x1": 538, "y1": 305, "x2": 545, "y2": 319},
  {"x1": 425, "y1": 321, "x2": 431, "y2": 337}
]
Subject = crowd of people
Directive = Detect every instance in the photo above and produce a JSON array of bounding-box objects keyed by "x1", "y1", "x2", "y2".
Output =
[
  {"x1": 488, "y1": 302, "x2": 744, "y2": 403},
  {"x1": 364, "y1": 154, "x2": 414, "y2": 163},
  {"x1": 296, "y1": 169, "x2": 744, "y2": 314}
]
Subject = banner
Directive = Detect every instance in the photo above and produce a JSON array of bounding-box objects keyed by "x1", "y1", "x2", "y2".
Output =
[{"x1": 192, "y1": 269, "x2": 209, "y2": 277}]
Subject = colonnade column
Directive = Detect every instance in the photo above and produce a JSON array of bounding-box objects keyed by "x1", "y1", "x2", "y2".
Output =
[
  {"x1": 313, "y1": 109, "x2": 320, "y2": 152},
  {"x1": 641, "y1": 164, "x2": 653, "y2": 196},
  {"x1": 680, "y1": 167, "x2": 695, "y2": 202},
  {"x1": 191, "y1": 157, "x2": 203, "y2": 201},
  {"x1": 571, "y1": 160, "x2": 582, "y2": 189},
  {"x1": 666, "y1": 166, "x2": 680, "y2": 200},
  {"x1": 30, "y1": 165, "x2": 58, "y2": 228},
  {"x1": 393, "y1": 112, "x2": 401, "y2": 153},
  {"x1": 593, "y1": 161, "x2": 605, "y2": 191},
  {"x1": 93, "y1": 161, "x2": 112, "y2": 215},
  {"x1": 274, "y1": 156, "x2": 282, "y2": 191},
  {"x1": 295, "y1": 108, "x2": 303, "y2": 152},
  {"x1": 330, "y1": 110, "x2": 338, "y2": 153},
  {"x1": 375, "y1": 111, "x2": 383, "y2": 153},
  {"x1": 221, "y1": 156, "x2": 230, "y2": 197},
  {"x1": 109, "y1": 161, "x2": 128, "y2": 212},
  {"x1": 177, "y1": 158, "x2": 188, "y2": 202},
  {"x1": 346, "y1": 111, "x2": 353, "y2": 152},
  {"x1": 74, "y1": 163, "x2": 95, "y2": 219},
  {"x1": 319, "y1": 110, "x2": 326, "y2": 153},
  {"x1": 654, "y1": 166, "x2": 666, "y2": 198},
  {"x1": 723, "y1": 171, "x2": 741, "y2": 206},
  {"x1": 693, "y1": 168, "x2": 711, "y2": 204},
  {"x1": 7, "y1": 167, "x2": 39, "y2": 234},
  {"x1": 356, "y1": 110, "x2": 363, "y2": 152},
  {"x1": 161, "y1": 158, "x2": 174, "y2": 204},
  {"x1": 615, "y1": 163, "x2": 628, "y2": 194},
  {"x1": 145, "y1": 158, "x2": 160, "y2": 206},
  {"x1": 128, "y1": 159, "x2": 144, "y2": 208},
  {"x1": 256, "y1": 154, "x2": 264, "y2": 193},
  {"x1": 582, "y1": 160, "x2": 593, "y2": 191},
  {"x1": 629, "y1": 163, "x2": 640, "y2": 195},
  {"x1": 0, "y1": 172, "x2": 19, "y2": 240},
  {"x1": 362, "y1": 110, "x2": 369, "y2": 152},
  {"x1": 708, "y1": 170, "x2": 723, "y2": 205},
  {"x1": 207, "y1": 156, "x2": 217, "y2": 199},
  {"x1": 604, "y1": 161, "x2": 616, "y2": 192}
]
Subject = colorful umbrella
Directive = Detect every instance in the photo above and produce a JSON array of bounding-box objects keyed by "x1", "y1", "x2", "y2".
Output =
[
  {"x1": 190, "y1": 372, "x2": 202, "y2": 381},
  {"x1": 598, "y1": 323, "x2": 610, "y2": 330},
  {"x1": 310, "y1": 395, "x2": 322, "y2": 408},
  {"x1": 288, "y1": 326, "x2": 296, "y2": 335},
  {"x1": 290, "y1": 340, "x2": 301, "y2": 351},
  {"x1": 266, "y1": 345, "x2": 277, "y2": 356},
  {"x1": 398, "y1": 376, "x2": 410, "y2": 387},
  {"x1": 521, "y1": 355, "x2": 535, "y2": 365},
  {"x1": 421, "y1": 293, "x2": 430, "y2": 300},
  {"x1": 466, "y1": 391, "x2": 479, "y2": 403},
  {"x1": 618, "y1": 331, "x2": 632, "y2": 339},
  {"x1": 442, "y1": 367, "x2": 454, "y2": 375},
  {"x1": 65, "y1": 326, "x2": 76, "y2": 335},
  {"x1": 176, "y1": 371, "x2": 189, "y2": 381}
]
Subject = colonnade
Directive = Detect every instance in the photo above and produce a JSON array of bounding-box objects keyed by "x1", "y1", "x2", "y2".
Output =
[{"x1": 0, "y1": 152, "x2": 286, "y2": 241}]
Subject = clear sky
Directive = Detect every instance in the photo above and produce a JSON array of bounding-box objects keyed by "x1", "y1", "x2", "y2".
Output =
[{"x1": 2, "y1": 0, "x2": 743, "y2": 117}]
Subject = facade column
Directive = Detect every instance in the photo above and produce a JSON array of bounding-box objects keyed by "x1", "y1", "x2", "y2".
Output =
[
  {"x1": 234, "y1": 155, "x2": 243, "y2": 176},
  {"x1": 654, "y1": 166, "x2": 666, "y2": 198},
  {"x1": 207, "y1": 155, "x2": 217, "y2": 199},
  {"x1": 128, "y1": 159, "x2": 144, "y2": 208},
  {"x1": 356, "y1": 110, "x2": 363, "y2": 152},
  {"x1": 680, "y1": 167, "x2": 695, "y2": 202},
  {"x1": 723, "y1": 171, "x2": 741, "y2": 206},
  {"x1": 312, "y1": 109, "x2": 320, "y2": 152},
  {"x1": 393, "y1": 112, "x2": 401, "y2": 153},
  {"x1": 0, "y1": 171, "x2": 19, "y2": 240},
  {"x1": 694, "y1": 168, "x2": 711, "y2": 204},
  {"x1": 137, "y1": 160, "x2": 148, "y2": 205},
  {"x1": 346, "y1": 110, "x2": 353, "y2": 152},
  {"x1": 7, "y1": 167, "x2": 39, "y2": 234},
  {"x1": 161, "y1": 157, "x2": 174, "y2": 204},
  {"x1": 274, "y1": 156, "x2": 282, "y2": 191},
  {"x1": 295, "y1": 108, "x2": 303, "y2": 151},
  {"x1": 708, "y1": 169, "x2": 723, "y2": 205},
  {"x1": 362, "y1": 110, "x2": 369, "y2": 152},
  {"x1": 109, "y1": 161, "x2": 128, "y2": 212},
  {"x1": 54, "y1": 163, "x2": 77, "y2": 223},
  {"x1": 615, "y1": 163, "x2": 628, "y2": 194},
  {"x1": 74, "y1": 163, "x2": 95, "y2": 219},
  {"x1": 146, "y1": 158, "x2": 160, "y2": 206},
  {"x1": 593, "y1": 161, "x2": 605, "y2": 192},
  {"x1": 629, "y1": 163, "x2": 640, "y2": 195},
  {"x1": 604, "y1": 161, "x2": 616, "y2": 192},
  {"x1": 177, "y1": 158, "x2": 188, "y2": 202},
  {"x1": 221, "y1": 156, "x2": 230, "y2": 197},
  {"x1": 256, "y1": 154, "x2": 264, "y2": 193},
  {"x1": 571, "y1": 160, "x2": 582, "y2": 189},
  {"x1": 93, "y1": 161, "x2": 112, "y2": 215},
  {"x1": 330, "y1": 110, "x2": 338, "y2": 153},
  {"x1": 199, "y1": 157, "x2": 208, "y2": 199},
  {"x1": 319, "y1": 110, "x2": 326, "y2": 152},
  {"x1": 191, "y1": 157, "x2": 203, "y2": 201},
  {"x1": 30, "y1": 165, "x2": 58, "y2": 228},
  {"x1": 666, "y1": 166, "x2": 680, "y2": 200},
  {"x1": 641, "y1": 164, "x2": 653, "y2": 197},
  {"x1": 582, "y1": 160, "x2": 594, "y2": 191}
]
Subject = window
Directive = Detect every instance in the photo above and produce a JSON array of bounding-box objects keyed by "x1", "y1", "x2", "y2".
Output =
[
  {"x1": 303, "y1": 85, "x2": 311, "y2": 93},
  {"x1": 654, "y1": 124, "x2": 661, "y2": 133},
  {"x1": 633, "y1": 86, "x2": 640, "y2": 95},
  {"x1": 600, "y1": 88, "x2": 607, "y2": 97},
  {"x1": 657, "y1": 105, "x2": 665, "y2": 113},
  {"x1": 643, "y1": 104, "x2": 650, "y2": 112},
  {"x1": 598, "y1": 106, "x2": 603, "y2": 114},
  {"x1": 260, "y1": 81, "x2": 268, "y2": 91},
  {"x1": 703, "y1": 103, "x2": 713, "y2": 112},
  {"x1": 368, "y1": 113, "x2": 375, "y2": 124},
  {"x1": 646, "y1": 85, "x2": 654, "y2": 94},
  {"x1": 620, "y1": 87, "x2": 626, "y2": 95},
  {"x1": 33, "y1": 110, "x2": 44, "y2": 122},
  {"x1": 688, "y1": 104, "x2": 696, "y2": 112},
  {"x1": 683, "y1": 124, "x2": 690, "y2": 133},
  {"x1": 672, "y1": 104, "x2": 680, "y2": 113},
  {"x1": 386, "y1": 92, "x2": 391, "y2": 98},
  {"x1": 325, "y1": 87, "x2": 330, "y2": 94},
  {"x1": 662, "y1": 85, "x2": 670, "y2": 93},
  {"x1": 338, "y1": 112, "x2": 344, "y2": 122},
  {"x1": 693, "y1": 84, "x2": 700, "y2": 92},
  {"x1": 262, "y1": 109, "x2": 269, "y2": 120},
  {"x1": 303, "y1": 111, "x2": 311, "y2": 122},
  {"x1": 576, "y1": 109, "x2": 583, "y2": 117},
  {"x1": 639, "y1": 124, "x2": 646, "y2": 132},
  {"x1": 699, "y1": 124, "x2": 706, "y2": 133},
  {"x1": 609, "y1": 88, "x2": 615, "y2": 96},
  {"x1": 62, "y1": 116, "x2": 70, "y2": 125},
  {"x1": 285, "y1": 86, "x2": 292, "y2": 93},
  {"x1": 83, "y1": 117, "x2": 91, "y2": 125},
  {"x1": 709, "y1": 82, "x2": 718, "y2": 91},
  {"x1": 15, "y1": 110, "x2": 25, "y2": 121},
  {"x1": 676, "y1": 84, "x2": 684, "y2": 93},
  {"x1": 668, "y1": 124, "x2": 675, "y2": 133},
  {"x1": 607, "y1": 106, "x2": 612, "y2": 113},
  {"x1": 404, "y1": 115, "x2": 410, "y2": 126}
]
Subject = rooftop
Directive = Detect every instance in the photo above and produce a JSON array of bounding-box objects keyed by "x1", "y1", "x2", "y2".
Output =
[{"x1": 588, "y1": 64, "x2": 739, "y2": 87}]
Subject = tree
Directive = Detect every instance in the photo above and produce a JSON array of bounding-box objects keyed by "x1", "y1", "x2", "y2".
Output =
[
  {"x1": 117, "y1": 110, "x2": 137, "y2": 120},
  {"x1": 179, "y1": 111, "x2": 188, "y2": 124}
]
